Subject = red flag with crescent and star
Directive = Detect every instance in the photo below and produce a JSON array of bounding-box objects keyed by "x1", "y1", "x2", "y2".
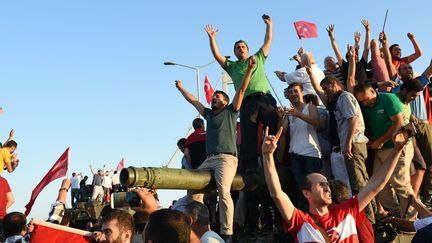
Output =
[
  {"x1": 294, "y1": 21, "x2": 318, "y2": 39},
  {"x1": 204, "y1": 74, "x2": 214, "y2": 105}
]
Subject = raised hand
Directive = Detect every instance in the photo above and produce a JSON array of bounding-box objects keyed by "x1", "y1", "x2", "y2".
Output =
[
  {"x1": 354, "y1": 32, "x2": 361, "y2": 45},
  {"x1": 175, "y1": 80, "x2": 183, "y2": 90},
  {"x1": 262, "y1": 14, "x2": 272, "y2": 26},
  {"x1": 204, "y1": 25, "x2": 219, "y2": 39},
  {"x1": 248, "y1": 56, "x2": 257, "y2": 69},
  {"x1": 407, "y1": 32, "x2": 415, "y2": 40},
  {"x1": 379, "y1": 31, "x2": 388, "y2": 44},
  {"x1": 392, "y1": 130, "x2": 409, "y2": 150},
  {"x1": 9, "y1": 129, "x2": 14, "y2": 139},
  {"x1": 326, "y1": 24, "x2": 335, "y2": 38},
  {"x1": 262, "y1": 126, "x2": 283, "y2": 155},
  {"x1": 361, "y1": 19, "x2": 370, "y2": 31},
  {"x1": 347, "y1": 45, "x2": 356, "y2": 60}
]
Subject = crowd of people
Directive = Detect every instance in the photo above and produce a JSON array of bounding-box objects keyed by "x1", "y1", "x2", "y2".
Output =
[{"x1": 1, "y1": 14, "x2": 432, "y2": 243}]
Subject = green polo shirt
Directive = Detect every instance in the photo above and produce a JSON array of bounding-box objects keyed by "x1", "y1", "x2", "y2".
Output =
[
  {"x1": 224, "y1": 48, "x2": 271, "y2": 98},
  {"x1": 363, "y1": 92, "x2": 403, "y2": 149}
]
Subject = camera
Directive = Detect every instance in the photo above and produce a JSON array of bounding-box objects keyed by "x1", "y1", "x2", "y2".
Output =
[
  {"x1": 262, "y1": 14, "x2": 270, "y2": 20},
  {"x1": 401, "y1": 122, "x2": 417, "y2": 138},
  {"x1": 111, "y1": 192, "x2": 141, "y2": 208}
]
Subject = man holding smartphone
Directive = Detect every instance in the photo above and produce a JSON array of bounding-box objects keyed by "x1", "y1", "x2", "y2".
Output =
[{"x1": 204, "y1": 14, "x2": 278, "y2": 233}]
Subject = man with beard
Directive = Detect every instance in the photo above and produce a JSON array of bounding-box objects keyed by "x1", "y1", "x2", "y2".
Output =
[
  {"x1": 175, "y1": 56, "x2": 256, "y2": 242},
  {"x1": 100, "y1": 210, "x2": 134, "y2": 243},
  {"x1": 262, "y1": 126, "x2": 409, "y2": 242}
]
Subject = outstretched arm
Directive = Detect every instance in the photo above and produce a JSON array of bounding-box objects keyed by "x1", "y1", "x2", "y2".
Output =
[
  {"x1": 326, "y1": 25, "x2": 344, "y2": 66},
  {"x1": 306, "y1": 66, "x2": 328, "y2": 107},
  {"x1": 175, "y1": 80, "x2": 205, "y2": 116},
  {"x1": 89, "y1": 165, "x2": 95, "y2": 175},
  {"x1": 347, "y1": 45, "x2": 356, "y2": 94},
  {"x1": 3, "y1": 129, "x2": 14, "y2": 146},
  {"x1": 358, "y1": 131, "x2": 407, "y2": 210},
  {"x1": 261, "y1": 15, "x2": 273, "y2": 57},
  {"x1": 379, "y1": 32, "x2": 398, "y2": 80},
  {"x1": 232, "y1": 56, "x2": 256, "y2": 111},
  {"x1": 204, "y1": 25, "x2": 227, "y2": 67},
  {"x1": 262, "y1": 126, "x2": 296, "y2": 224},
  {"x1": 422, "y1": 58, "x2": 432, "y2": 79},
  {"x1": 405, "y1": 33, "x2": 423, "y2": 63},
  {"x1": 361, "y1": 19, "x2": 370, "y2": 61}
]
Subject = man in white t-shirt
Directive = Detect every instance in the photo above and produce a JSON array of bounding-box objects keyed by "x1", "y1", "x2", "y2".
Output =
[{"x1": 70, "y1": 172, "x2": 82, "y2": 208}]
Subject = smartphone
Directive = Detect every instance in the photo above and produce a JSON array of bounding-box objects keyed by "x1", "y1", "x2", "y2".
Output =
[
  {"x1": 401, "y1": 122, "x2": 417, "y2": 138},
  {"x1": 111, "y1": 191, "x2": 141, "y2": 208},
  {"x1": 262, "y1": 14, "x2": 270, "y2": 20}
]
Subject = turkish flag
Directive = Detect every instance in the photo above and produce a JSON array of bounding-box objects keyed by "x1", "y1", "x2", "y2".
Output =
[
  {"x1": 294, "y1": 21, "x2": 318, "y2": 39},
  {"x1": 24, "y1": 148, "x2": 69, "y2": 216},
  {"x1": 31, "y1": 219, "x2": 92, "y2": 243},
  {"x1": 204, "y1": 74, "x2": 214, "y2": 105},
  {"x1": 116, "y1": 158, "x2": 124, "y2": 172}
]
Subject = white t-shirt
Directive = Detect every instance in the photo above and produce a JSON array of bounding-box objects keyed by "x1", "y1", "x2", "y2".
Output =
[
  {"x1": 201, "y1": 230, "x2": 225, "y2": 243},
  {"x1": 102, "y1": 175, "x2": 112, "y2": 189},
  {"x1": 112, "y1": 173, "x2": 120, "y2": 185},
  {"x1": 70, "y1": 175, "x2": 81, "y2": 189}
]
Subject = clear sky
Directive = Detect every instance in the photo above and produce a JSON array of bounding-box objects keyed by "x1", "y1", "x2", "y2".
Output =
[{"x1": 1, "y1": 0, "x2": 431, "y2": 219}]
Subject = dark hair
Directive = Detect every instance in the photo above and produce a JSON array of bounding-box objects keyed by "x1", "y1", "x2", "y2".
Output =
[
  {"x1": 320, "y1": 75, "x2": 340, "y2": 86},
  {"x1": 192, "y1": 118, "x2": 204, "y2": 130},
  {"x1": 133, "y1": 211, "x2": 149, "y2": 233},
  {"x1": 101, "y1": 209, "x2": 134, "y2": 240},
  {"x1": 72, "y1": 172, "x2": 76, "y2": 177},
  {"x1": 3, "y1": 212, "x2": 27, "y2": 238},
  {"x1": 177, "y1": 138, "x2": 186, "y2": 147},
  {"x1": 287, "y1": 82, "x2": 304, "y2": 92},
  {"x1": 353, "y1": 82, "x2": 373, "y2": 94},
  {"x1": 3, "y1": 140, "x2": 17, "y2": 148},
  {"x1": 329, "y1": 180, "x2": 350, "y2": 204},
  {"x1": 184, "y1": 201, "x2": 209, "y2": 226},
  {"x1": 304, "y1": 94, "x2": 319, "y2": 106},
  {"x1": 233, "y1": 40, "x2": 249, "y2": 52},
  {"x1": 401, "y1": 78, "x2": 423, "y2": 93},
  {"x1": 389, "y1": 44, "x2": 400, "y2": 52},
  {"x1": 145, "y1": 209, "x2": 191, "y2": 243},
  {"x1": 213, "y1": 90, "x2": 230, "y2": 103}
]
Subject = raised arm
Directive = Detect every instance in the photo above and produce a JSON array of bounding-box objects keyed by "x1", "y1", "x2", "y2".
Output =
[
  {"x1": 232, "y1": 56, "x2": 256, "y2": 111},
  {"x1": 306, "y1": 66, "x2": 327, "y2": 107},
  {"x1": 357, "y1": 131, "x2": 407, "y2": 210},
  {"x1": 379, "y1": 32, "x2": 398, "y2": 80},
  {"x1": 347, "y1": 45, "x2": 356, "y2": 94},
  {"x1": 326, "y1": 25, "x2": 344, "y2": 66},
  {"x1": 422, "y1": 58, "x2": 432, "y2": 79},
  {"x1": 361, "y1": 19, "x2": 370, "y2": 61},
  {"x1": 354, "y1": 32, "x2": 361, "y2": 55},
  {"x1": 262, "y1": 126, "x2": 296, "y2": 224},
  {"x1": 3, "y1": 129, "x2": 14, "y2": 146},
  {"x1": 175, "y1": 80, "x2": 205, "y2": 116},
  {"x1": 261, "y1": 15, "x2": 273, "y2": 57},
  {"x1": 204, "y1": 25, "x2": 227, "y2": 67},
  {"x1": 405, "y1": 32, "x2": 423, "y2": 63},
  {"x1": 89, "y1": 165, "x2": 95, "y2": 175}
]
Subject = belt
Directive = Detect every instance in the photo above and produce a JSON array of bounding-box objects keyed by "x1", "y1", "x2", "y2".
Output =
[
  {"x1": 332, "y1": 146, "x2": 341, "y2": 153},
  {"x1": 243, "y1": 92, "x2": 268, "y2": 101},
  {"x1": 206, "y1": 152, "x2": 237, "y2": 159}
]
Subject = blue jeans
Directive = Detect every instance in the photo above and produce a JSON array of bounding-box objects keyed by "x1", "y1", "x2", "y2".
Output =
[{"x1": 290, "y1": 153, "x2": 321, "y2": 210}]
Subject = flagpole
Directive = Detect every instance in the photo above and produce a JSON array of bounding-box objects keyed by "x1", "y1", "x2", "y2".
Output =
[
  {"x1": 379, "y1": 9, "x2": 389, "y2": 48},
  {"x1": 267, "y1": 75, "x2": 284, "y2": 107}
]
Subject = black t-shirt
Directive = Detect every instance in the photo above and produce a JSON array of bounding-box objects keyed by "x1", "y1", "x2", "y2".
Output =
[{"x1": 341, "y1": 57, "x2": 368, "y2": 84}]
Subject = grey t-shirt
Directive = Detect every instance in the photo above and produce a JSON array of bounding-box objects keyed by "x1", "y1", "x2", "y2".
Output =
[
  {"x1": 93, "y1": 175, "x2": 103, "y2": 186},
  {"x1": 204, "y1": 104, "x2": 239, "y2": 156},
  {"x1": 334, "y1": 91, "x2": 369, "y2": 151}
]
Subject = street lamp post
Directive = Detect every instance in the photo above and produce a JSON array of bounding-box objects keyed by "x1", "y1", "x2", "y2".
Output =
[{"x1": 164, "y1": 60, "x2": 216, "y2": 104}]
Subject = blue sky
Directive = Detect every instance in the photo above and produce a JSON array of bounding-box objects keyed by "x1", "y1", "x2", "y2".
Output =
[{"x1": 1, "y1": 1, "x2": 431, "y2": 219}]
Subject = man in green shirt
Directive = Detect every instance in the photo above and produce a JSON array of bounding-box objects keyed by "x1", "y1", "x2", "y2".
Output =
[
  {"x1": 204, "y1": 15, "x2": 278, "y2": 231},
  {"x1": 354, "y1": 83, "x2": 416, "y2": 220}
]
